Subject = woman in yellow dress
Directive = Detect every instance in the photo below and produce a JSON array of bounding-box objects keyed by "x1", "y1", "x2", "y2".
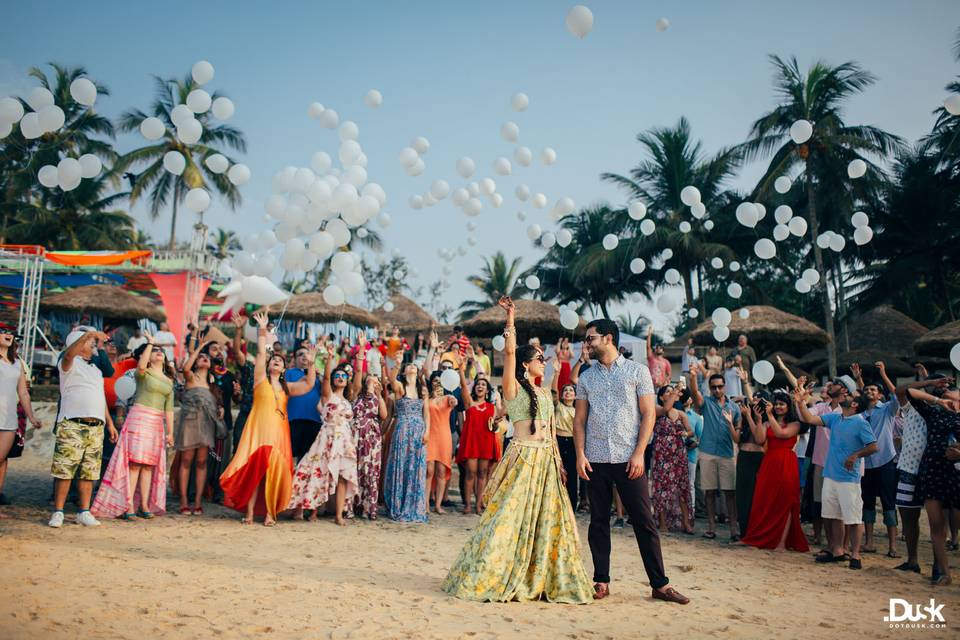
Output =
[
  {"x1": 442, "y1": 296, "x2": 593, "y2": 603},
  {"x1": 220, "y1": 309, "x2": 317, "y2": 526}
]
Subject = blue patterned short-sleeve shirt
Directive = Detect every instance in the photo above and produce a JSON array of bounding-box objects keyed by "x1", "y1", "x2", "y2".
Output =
[{"x1": 575, "y1": 355, "x2": 655, "y2": 464}]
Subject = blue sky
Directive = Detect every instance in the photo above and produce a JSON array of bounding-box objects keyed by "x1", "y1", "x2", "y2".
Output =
[{"x1": 4, "y1": 1, "x2": 959, "y2": 333}]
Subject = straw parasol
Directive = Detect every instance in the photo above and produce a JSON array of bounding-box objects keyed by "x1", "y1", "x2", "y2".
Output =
[
  {"x1": 41, "y1": 284, "x2": 165, "y2": 322},
  {"x1": 281, "y1": 292, "x2": 377, "y2": 327},
  {"x1": 462, "y1": 299, "x2": 586, "y2": 343},
  {"x1": 689, "y1": 305, "x2": 829, "y2": 355},
  {"x1": 844, "y1": 305, "x2": 928, "y2": 360},
  {"x1": 372, "y1": 294, "x2": 436, "y2": 333},
  {"x1": 913, "y1": 319, "x2": 960, "y2": 357},
  {"x1": 800, "y1": 348, "x2": 915, "y2": 378}
]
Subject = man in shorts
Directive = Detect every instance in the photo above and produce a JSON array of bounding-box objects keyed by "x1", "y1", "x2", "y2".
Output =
[
  {"x1": 796, "y1": 390, "x2": 877, "y2": 569},
  {"x1": 49, "y1": 328, "x2": 118, "y2": 528}
]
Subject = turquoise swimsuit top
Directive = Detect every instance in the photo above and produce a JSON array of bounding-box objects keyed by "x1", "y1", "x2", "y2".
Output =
[{"x1": 505, "y1": 384, "x2": 554, "y2": 423}]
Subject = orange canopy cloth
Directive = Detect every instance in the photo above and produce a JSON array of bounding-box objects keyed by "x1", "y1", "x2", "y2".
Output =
[
  {"x1": 44, "y1": 250, "x2": 152, "y2": 266},
  {"x1": 149, "y1": 272, "x2": 211, "y2": 360},
  {"x1": 219, "y1": 380, "x2": 294, "y2": 519}
]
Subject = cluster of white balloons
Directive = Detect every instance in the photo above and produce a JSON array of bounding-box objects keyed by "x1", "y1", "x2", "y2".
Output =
[
  {"x1": 559, "y1": 302, "x2": 581, "y2": 331},
  {"x1": 399, "y1": 136, "x2": 430, "y2": 177},
  {"x1": 37, "y1": 154, "x2": 102, "y2": 191},
  {"x1": 795, "y1": 267, "x2": 821, "y2": 294},
  {"x1": 710, "y1": 306, "x2": 733, "y2": 342},
  {"x1": 850, "y1": 211, "x2": 874, "y2": 245},
  {"x1": 1, "y1": 79, "x2": 97, "y2": 142}
]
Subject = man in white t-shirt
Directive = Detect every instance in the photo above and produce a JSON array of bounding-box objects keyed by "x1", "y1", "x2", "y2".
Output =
[
  {"x1": 153, "y1": 322, "x2": 177, "y2": 363},
  {"x1": 126, "y1": 328, "x2": 147, "y2": 354}
]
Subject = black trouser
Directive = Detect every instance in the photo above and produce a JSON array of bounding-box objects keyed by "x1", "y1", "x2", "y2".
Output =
[
  {"x1": 861, "y1": 459, "x2": 899, "y2": 527},
  {"x1": 556, "y1": 436, "x2": 579, "y2": 509},
  {"x1": 289, "y1": 419, "x2": 322, "y2": 462},
  {"x1": 735, "y1": 450, "x2": 764, "y2": 537},
  {"x1": 587, "y1": 462, "x2": 668, "y2": 589},
  {"x1": 232, "y1": 407, "x2": 251, "y2": 450}
]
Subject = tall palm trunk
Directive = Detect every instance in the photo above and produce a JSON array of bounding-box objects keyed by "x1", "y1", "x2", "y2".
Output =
[
  {"x1": 697, "y1": 266, "x2": 707, "y2": 318},
  {"x1": 806, "y1": 167, "x2": 837, "y2": 377},
  {"x1": 682, "y1": 265, "x2": 695, "y2": 311},
  {"x1": 167, "y1": 182, "x2": 180, "y2": 250}
]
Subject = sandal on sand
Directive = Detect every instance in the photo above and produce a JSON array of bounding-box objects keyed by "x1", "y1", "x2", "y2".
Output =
[
  {"x1": 192, "y1": 506, "x2": 203, "y2": 516},
  {"x1": 886, "y1": 550, "x2": 899, "y2": 558},
  {"x1": 702, "y1": 531, "x2": 716, "y2": 539},
  {"x1": 119, "y1": 512, "x2": 138, "y2": 521},
  {"x1": 263, "y1": 519, "x2": 276, "y2": 527},
  {"x1": 240, "y1": 517, "x2": 253, "y2": 525},
  {"x1": 849, "y1": 558, "x2": 863, "y2": 570},
  {"x1": 813, "y1": 550, "x2": 832, "y2": 560},
  {"x1": 179, "y1": 506, "x2": 192, "y2": 515},
  {"x1": 136, "y1": 509, "x2": 154, "y2": 520},
  {"x1": 593, "y1": 583, "x2": 610, "y2": 600}
]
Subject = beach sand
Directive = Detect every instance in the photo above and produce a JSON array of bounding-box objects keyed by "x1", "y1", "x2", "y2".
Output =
[{"x1": 0, "y1": 404, "x2": 953, "y2": 639}]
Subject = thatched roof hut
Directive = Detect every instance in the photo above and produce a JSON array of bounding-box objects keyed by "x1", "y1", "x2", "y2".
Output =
[
  {"x1": 462, "y1": 299, "x2": 586, "y2": 343},
  {"x1": 799, "y1": 348, "x2": 915, "y2": 378},
  {"x1": 914, "y1": 320, "x2": 960, "y2": 357},
  {"x1": 689, "y1": 305, "x2": 829, "y2": 355},
  {"x1": 281, "y1": 293, "x2": 377, "y2": 327},
  {"x1": 372, "y1": 294, "x2": 436, "y2": 333},
  {"x1": 844, "y1": 305, "x2": 928, "y2": 359},
  {"x1": 41, "y1": 285, "x2": 165, "y2": 322}
]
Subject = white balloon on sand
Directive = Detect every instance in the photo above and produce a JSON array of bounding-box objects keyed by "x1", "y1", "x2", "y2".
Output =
[
  {"x1": 680, "y1": 185, "x2": 701, "y2": 206},
  {"x1": 163, "y1": 151, "x2": 186, "y2": 175},
  {"x1": 211, "y1": 97, "x2": 234, "y2": 120},
  {"x1": 752, "y1": 360, "x2": 775, "y2": 385},
  {"x1": 754, "y1": 238, "x2": 776, "y2": 260},
  {"x1": 186, "y1": 89, "x2": 212, "y2": 114},
  {"x1": 191, "y1": 60, "x2": 215, "y2": 85},
  {"x1": 78, "y1": 153, "x2": 102, "y2": 179},
  {"x1": 790, "y1": 119, "x2": 813, "y2": 144},
  {"x1": 541, "y1": 147, "x2": 557, "y2": 165},
  {"x1": 774, "y1": 176, "x2": 792, "y2": 194},
  {"x1": 628, "y1": 201, "x2": 647, "y2": 220},
  {"x1": 456, "y1": 157, "x2": 475, "y2": 178},
  {"x1": 139, "y1": 116, "x2": 165, "y2": 140},
  {"x1": 511, "y1": 92, "x2": 529, "y2": 112},
  {"x1": 655, "y1": 17, "x2": 670, "y2": 32},
  {"x1": 853, "y1": 226, "x2": 874, "y2": 245},
  {"x1": 69, "y1": 78, "x2": 97, "y2": 106},
  {"x1": 602, "y1": 234, "x2": 619, "y2": 251},
  {"x1": 227, "y1": 163, "x2": 251, "y2": 185},
  {"x1": 565, "y1": 5, "x2": 594, "y2": 39},
  {"x1": 364, "y1": 89, "x2": 383, "y2": 108}
]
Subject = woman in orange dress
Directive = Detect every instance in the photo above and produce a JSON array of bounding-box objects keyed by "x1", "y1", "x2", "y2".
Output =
[
  {"x1": 427, "y1": 368, "x2": 457, "y2": 513},
  {"x1": 219, "y1": 309, "x2": 317, "y2": 526}
]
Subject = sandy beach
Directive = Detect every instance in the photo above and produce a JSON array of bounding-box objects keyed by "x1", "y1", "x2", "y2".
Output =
[{"x1": 0, "y1": 404, "x2": 953, "y2": 639}]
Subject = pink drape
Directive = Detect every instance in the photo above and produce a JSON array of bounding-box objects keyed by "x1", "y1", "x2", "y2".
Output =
[{"x1": 149, "y1": 272, "x2": 211, "y2": 360}]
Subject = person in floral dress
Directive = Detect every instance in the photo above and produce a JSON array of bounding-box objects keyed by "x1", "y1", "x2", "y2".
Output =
[
  {"x1": 651, "y1": 385, "x2": 695, "y2": 533},
  {"x1": 352, "y1": 371, "x2": 387, "y2": 519},
  {"x1": 288, "y1": 341, "x2": 363, "y2": 526}
]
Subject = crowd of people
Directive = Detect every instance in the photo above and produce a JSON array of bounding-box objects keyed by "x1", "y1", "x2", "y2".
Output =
[{"x1": 0, "y1": 305, "x2": 958, "y2": 598}]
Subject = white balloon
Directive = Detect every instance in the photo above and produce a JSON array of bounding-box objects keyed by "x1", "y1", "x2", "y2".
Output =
[
  {"x1": 802, "y1": 268, "x2": 820, "y2": 285},
  {"x1": 515, "y1": 184, "x2": 530, "y2": 201},
  {"x1": 816, "y1": 232, "x2": 832, "y2": 249},
  {"x1": 398, "y1": 147, "x2": 420, "y2": 169},
  {"x1": 364, "y1": 89, "x2": 383, "y2": 108},
  {"x1": 712, "y1": 307, "x2": 732, "y2": 327},
  {"x1": 525, "y1": 275, "x2": 541, "y2": 290},
  {"x1": 409, "y1": 195, "x2": 424, "y2": 210},
  {"x1": 253, "y1": 253, "x2": 276, "y2": 277},
  {"x1": 186, "y1": 89, "x2": 212, "y2": 114},
  {"x1": 493, "y1": 157, "x2": 512, "y2": 176},
  {"x1": 440, "y1": 368, "x2": 460, "y2": 392},
  {"x1": 664, "y1": 268, "x2": 681, "y2": 285},
  {"x1": 429, "y1": 179, "x2": 450, "y2": 200},
  {"x1": 729, "y1": 261, "x2": 740, "y2": 272},
  {"x1": 739, "y1": 308, "x2": 750, "y2": 319},
  {"x1": 640, "y1": 219, "x2": 656, "y2": 236},
  {"x1": 330, "y1": 251, "x2": 355, "y2": 275},
  {"x1": 710, "y1": 257, "x2": 723, "y2": 269},
  {"x1": 204, "y1": 153, "x2": 229, "y2": 174},
  {"x1": 680, "y1": 185, "x2": 701, "y2": 206},
  {"x1": 514, "y1": 146, "x2": 533, "y2": 166},
  {"x1": 464, "y1": 198, "x2": 483, "y2": 216},
  {"x1": 308, "y1": 102, "x2": 325, "y2": 119},
  {"x1": 78, "y1": 154, "x2": 102, "y2": 179},
  {"x1": 177, "y1": 117, "x2": 202, "y2": 144},
  {"x1": 656, "y1": 295, "x2": 676, "y2": 313},
  {"x1": 210, "y1": 96, "x2": 234, "y2": 120},
  {"x1": 602, "y1": 234, "x2": 619, "y2": 251},
  {"x1": 308, "y1": 231, "x2": 335, "y2": 258},
  {"x1": 628, "y1": 201, "x2": 647, "y2": 220},
  {"x1": 788, "y1": 216, "x2": 808, "y2": 237},
  {"x1": 233, "y1": 252, "x2": 255, "y2": 276},
  {"x1": 532, "y1": 193, "x2": 548, "y2": 209},
  {"x1": 713, "y1": 326, "x2": 730, "y2": 342},
  {"x1": 162, "y1": 151, "x2": 185, "y2": 176},
  {"x1": 679, "y1": 221, "x2": 692, "y2": 234},
  {"x1": 259, "y1": 229, "x2": 278, "y2": 249},
  {"x1": 412, "y1": 136, "x2": 430, "y2": 154},
  {"x1": 560, "y1": 308, "x2": 581, "y2": 331},
  {"x1": 540, "y1": 231, "x2": 556, "y2": 249},
  {"x1": 0, "y1": 97, "x2": 25, "y2": 124},
  {"x1": 339, "y1": 121, "x2": 360, "y2": 142},
  {"x1": 754, "y1": 238, "x2": 776, "y2": 260},
  {"x1": 169, "y1": 104, "x2": 192, "y2": 129},
  {"x1": 191, "y1": 60, "x2": 215, "y2": 85},
  {"x1": 555, "y1": 197, "x2": 576, "y2": 216},
  {"x1": 115, "y1": 376, "x2": 136, "y2": 403},
  {"x1": 451, "y1": 187, "x2": 469, "y2": 206},
  {"x1": 752, "y1": 360, "x2": 775, "y2": 385},
  {"x1": 556, "y1": 229, "x2": 573, "y2": 248},
  {"x1": 490, "y1": 193, "x2": 504, "y2": 208},
  {"x1": 362, "y1": 183, "x2": 386, "y2": 206},
  {"x1": 241, "y1": 276, "x2": 290, "y2": 306},
  {"x1": 318, "y1": 108, "x2": 339, "y2": 129},
  {"x1": 655, "y1": 17, "x2": 670, "y2": 32},
  {"x1": 950, "y1": 343, "x2": 960, "y2": 370},
  {"x1": 467, "y1": 182, "x2": 480, "y2": 196},
  {"x1": 754, "y1": 203, "x2": 767, "y2": 220},
  {"x1": 691, "y1": 202, "x2": 706, "y2": 219},
  {"x1": 790, "y1": 119, "x2": 813, "y2": 144},
  {"x1": 26, "y1": 87, "x2": 54, "y2": 111},
  {"x1": 37, "y1": 105, "x2": 65, "y2": 132},
  {"x1": 38, "y1": 164, "x2": 59, "y2": 188},
  {"x1": 851, "y1": 211, "x2": 869, "y2": 228},
  {"x1": 340, "y1": 271, "x2": 365, "y2": 296},
  {"x1": 662, "y1": 248, "x2": 674, "y2": 261},
  {"x1": 185, "y1": 188, "x2": 211, "y2": 213},
  {"x1": 945, "y1": 95, "x2": 960, "y2": 116},
  {"x1": 853, "y1": 226, "x2": 874, "y2": 245},
  {"x1": 227, "y1": 163, "x2": 251, "y2": 185},
  {"x1": 322, "y1": 284, "x2": 346, "y2": 306},
  {"x1": 300, "y1": 252, "x2": 320, "y2": 271},
  {"x1": 773, "y1": 224, "x2": 790, "y2": 242},
  {"x1": 541, "y1": 147, "x2": 557, "y2": 165},
  {"x1": 829, "y1": 234, "x2": 846, "y2": 252},
  {"x1": 736, "y1": 202, "x2": 759, "y2": 228},
  {"x1": 478, "y1": 177, "x2": 496, "y2": 196},
  {"x1": 456, "y1": 156, "x2": 476, "y2": 178},
  {"x1": 511, "y1": 92, "x2": 529, "y2": 112},
  {"x1": 565, "y1": 5, "x2": 594, "y2": 38},
  {"x1": 774, "y1": 204, "x2": 793, "y2": 224},
  {"x1": 291, "y1": 168, "x2": 315, "y2": 193},
  {"x1": 774, "y1": 176, "x2": 792, "y2": 194},
  {"x1": 847, "y1": 159, "x2": 867, "y2": 179},
  {"x1": 332, "y1": 183, "x2": 359, "y2": 208},
  {"x1": 727, "y1": 283, "x2": 743, "y2": 299},
  {"x1": 795, "y1": 279, "x2": 811, "y2": 294},
  {"x1": 527, "y1": 224, "x2": 543, "y2": 241},
  {"x1": 492, "y1": 335, "x2": 506, "y2": 351},
  {"x1": 500, "y1": 121, "x2": 520, "y2": 142},
  {"x1": 703, "y1": 220, "x2": 715, "y2": 231}
]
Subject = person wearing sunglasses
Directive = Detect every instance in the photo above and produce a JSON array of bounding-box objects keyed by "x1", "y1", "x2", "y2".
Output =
[
  {"x1": 0, "y1": 327, "x2": 41, "y2": 507},
  {"x1": 383, "y1": 351, "x2": 431, "y2": 523},
  {"x1": 220, "y1": 309, "x2": 317, "y2": 527}
]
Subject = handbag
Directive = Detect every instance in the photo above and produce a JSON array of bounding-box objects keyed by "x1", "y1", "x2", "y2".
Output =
[{"x1": 684, "y1": 435, "x2": 700, "y2": 450}]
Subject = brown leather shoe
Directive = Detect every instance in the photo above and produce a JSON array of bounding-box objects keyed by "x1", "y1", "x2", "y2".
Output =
[
  {"x1": 593, "y1": 583, "x2": 610, "y2": 600},
  {"x1": 652, "y1": 586, "x2": 690, "y2": 605}
]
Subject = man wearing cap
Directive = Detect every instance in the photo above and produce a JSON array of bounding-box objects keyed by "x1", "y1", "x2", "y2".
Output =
[
  {"x1": 49, "y1": 327, "x2": 117, "y2": 527},
  {"x1": 805, "y1": 377, "x2": 853, "y2": 548}
]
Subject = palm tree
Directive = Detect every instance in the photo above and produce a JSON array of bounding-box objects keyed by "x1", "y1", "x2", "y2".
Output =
[
  {"x1": 458, "y1": 251, "x2": 528, "y2": 320},
  {"x1": 616, "y1": 312, "x2": 650, "y2": 337},
  {"x1": 740, "y1": 55, "x2": 902, "y2": 376},
  {"x1": 925, "y1": 28, "x2": 960, "y2": 171},
  {"x1": 1, "y1": 64, "x2": 116, "y2": 242},
  {"x1": 206, "y1": 227, "x2": 241, "y2": 260},
  {"x1": 601, "y1": 118, "x2": 741, "y2": 314},
  {"x1": 115, "y1": 74, "x2": 247, "y2": 249}
]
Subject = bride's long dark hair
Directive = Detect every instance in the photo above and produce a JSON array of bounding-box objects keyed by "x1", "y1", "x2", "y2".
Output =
[{"x1": 515, "y1": 344, "x2": 540, "y2": 433}]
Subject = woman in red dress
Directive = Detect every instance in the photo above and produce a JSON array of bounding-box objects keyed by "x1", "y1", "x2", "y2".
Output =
[
  {"x1": 741, "y1": 392, "x2": 810, "y2": 552},
  {"x1": 454, "y1": 348, "x2": 500, "y2": 514}
]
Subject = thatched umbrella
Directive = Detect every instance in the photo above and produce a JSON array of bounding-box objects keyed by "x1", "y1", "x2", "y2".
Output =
[
  {"x1": 801, "y1": 348, "x2": 915, "y2": 379},
  {"x1": 41, "y1": 284, "x2": 165, "y2": 322},
  {"x1": 372, "y1": 294, "x2": 436, "y2": 333},
  {"x1": 914, "y1": 320, "x2": 960, "y2": 357},
  {"x1": 462, "y1": 299, "x2": 585, "y2": 343},
  {"x1": 689, "y1": 305, "x2": 829, "y2": 355},
  {"x1": 281, "y1": 293, "x2": 377, "y2": 327},
  {"x1": 844, "y1": 305, "x2": 928, "y2": 360}
]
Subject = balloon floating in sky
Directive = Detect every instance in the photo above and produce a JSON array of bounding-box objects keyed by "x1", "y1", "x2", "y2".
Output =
[
  {"x1": 191, "y1": 60, "x2": 215, "y2": 85},
  {"x1": 950, "y1": 343, "x2": 960, "y2": 370},
  {"x1": 790, "y1": 119, "x2": 813, "y2": 144},
  {"x1": 680, "y1": 185, "x2": 700, "y2": 207},
  {"x1": 602, "y1": 234, "x2": 619, "y2": 251},
  {"x1": 853, "y1": 226, "x2": 874, "y2": 245},
  {"x1": 774, "y1": 176, "x2": 792, "y2": 194},
  {"x1": 565, "y1": 5, "x2": 594, "y2": 39},
  {"x1": 628, "y1": 201, "x2": 647, "y2": 220},
  {"x1": 364, "y1": 89, "x2": 383, "y2": 108},
  {"x1": 541, "y1": 147, "x2": 557, "y2": 165},
  {"x1": 752, "y1": 360, "x2": 775, "y2": 385},
  {"x1": 847, "y1": 159, "x2": 867, "y2": 179},
  {"x1": 69, "y1": 78, "x2": 97, "y2": 106},
  {"x1": 511, "y1": 92, "x2": 529, "y2": 112},
  {"x1": 754, "y1": 238, "x2": 776, "y2": 260},
  {"x1": 944, "y1": 95, "x2": 960, "y2": 116},
  {"x1": 655, "y1": 17, "x2": 670, "y2": 32},
  {"x1": 212, "y1": 97, "x2": 234, "y2": 120}
]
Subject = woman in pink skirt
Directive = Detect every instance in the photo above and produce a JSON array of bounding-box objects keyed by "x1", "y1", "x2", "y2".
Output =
[{"x1": 92, "y1": 335, "x2": 174, "y2": 520}]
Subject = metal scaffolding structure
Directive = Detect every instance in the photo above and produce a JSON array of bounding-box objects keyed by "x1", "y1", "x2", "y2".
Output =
[
  {"x1": 183, "y1": 222, "x2": 211, "y2": 326},
  {"x1": 0, "y1": 245, "x2": 46, "y2": 373}
]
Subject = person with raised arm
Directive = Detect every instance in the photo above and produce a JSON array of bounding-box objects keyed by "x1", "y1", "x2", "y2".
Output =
[
  {"x1": 219, "y1": 309, "x2": 317, "y2": 527},
  {"x1": 352, "y1": 336, "x2": 389, "y2": 519},
  {"x1": 443, "y1": 296, "x2": 593, "y2": 603},
  {"x1": 454, "y1": 344, "x2": 500, "y2": 514},
  {"x1": 0, "y1": 326, "x2": 41, "y2": 506}
]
